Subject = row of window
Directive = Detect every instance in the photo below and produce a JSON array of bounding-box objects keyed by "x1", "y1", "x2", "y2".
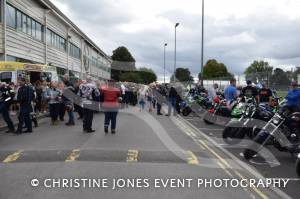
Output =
[
  {"x1": 47, "y1": 29, "x2": 66, "y2": 52},
  {"x1": 5, "y1": 3, "x2": 108, "y2": 66},
  {"x1": 89, "y1": 57, "x2": 110, "y2": 72},
  {"x1": 69, "y1": 43, "x2": 81, "y2": 59},
  {"x1": 6, "y1": 4, "x2": 43, "y2": 41}
]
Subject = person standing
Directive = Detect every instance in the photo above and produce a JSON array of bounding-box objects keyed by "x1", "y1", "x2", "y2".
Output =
[
  {"x1": 153, "y1": 84, "x2": 164, "y2": 115},
  {"x1": 15, "y1": 78, "x2": 34, "y2": 134},
  {"x1": 166, "y1": 85, "x2": 178, "y2": 116},
  {"x1": 224, "y1": 79, "x2": 238, "y2": 110},
  {"x1": 62, "y1": 74, "x2": 75, "y2": 126},
  {"x1": 258, "y1": 82, "x2": 273, "y2": 105},
  {"x1": 58, "y1": 82, "x2": 66, "y2": 121},
  {"x1": 207, "y1": 83, "x2": 218, "y2": 102},
  {"x1": 241, "y1": 80, "x2": 259, "y2": 101},
  {"x1": 44, "y1": 82, "x2": 61, "y2": 125},
  {"x1": 78, "y1": 76, "x2": 100, "y2": 133},
  {"x1": 0, "y1": 82, "x2": 15, "y2": 133},
  {"x1": 101, "y1": 80, "x2": 121, "y2": 134}
]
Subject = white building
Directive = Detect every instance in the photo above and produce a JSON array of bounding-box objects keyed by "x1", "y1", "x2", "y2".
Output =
[{"x1": 0, "y1": 0, "x2": 111, "y2": 80}]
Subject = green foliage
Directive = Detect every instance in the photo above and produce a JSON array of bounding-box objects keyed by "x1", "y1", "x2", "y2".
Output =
[
  {"x1": 244, "y1": 60, "x2": 273, "y2": 83},
  {"x1": 111, "y1": 46, "x2": 135, "y2": 62},
  {"x1": 199, "y1": 59, "x2": 233, "y2": 80},
  {"x1": 119, "y1": 72, "x2": 142, "y2": 83},
  {"x1": 119, "y1": 67, "x2": 157, "y2": 84},
  {"x1": 111, "y1": 46, "x2": 136, "y2": 81},
  {"x1": 270, "y1": 68, "x2": 291, "y2": 87},
  {"x1": 138, "y1": 67, "x2": 157, "y2": 84},
  {"x1": 170, "y1": 68, "x2": 194, "y2": 83}
]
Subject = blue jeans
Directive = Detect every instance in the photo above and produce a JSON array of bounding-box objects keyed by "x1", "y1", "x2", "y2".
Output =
[
  {"x1": 104, "y1": 112, "x2": 118, "y2": 130},
  {"x1": 67, "y1": 110, "x2": 75, "y2": 124},
  {"x1": 0, "y1": 102, "x2": 14, "y2": 130},
  {"x1": 168, "y1": 97, "x2": 177, "y2": 115}
]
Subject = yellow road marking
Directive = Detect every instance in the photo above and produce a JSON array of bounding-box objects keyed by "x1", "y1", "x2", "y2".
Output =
[
  {"x1": 3, "y1": 150, "x2": 23, "y2": 163},
  {"x1": 176, "y1": 117, "x2": 270, "y2": 199},
  {"x1": 186, "y1": 150, "x2": 199, "y2": 165},
  {"x1": 127, "y1": 149, "x2": 139, "y2": 162},
  {"x1": 65, "y1": 149, "x2": 80, "y2": 162}
]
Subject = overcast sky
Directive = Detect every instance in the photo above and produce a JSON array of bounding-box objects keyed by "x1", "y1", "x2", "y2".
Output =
[{"x1": 51, "y1": 0, "x2": 300, "y2": 81}]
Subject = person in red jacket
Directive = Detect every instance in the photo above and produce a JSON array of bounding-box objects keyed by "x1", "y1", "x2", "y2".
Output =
[{"x1": 101, "y1": 80, "x2": 121, "y2": 134}]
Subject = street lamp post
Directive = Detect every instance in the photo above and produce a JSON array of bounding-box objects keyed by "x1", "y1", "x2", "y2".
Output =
[
  {"x1": 164, "y1": 43, "x2": 167, "y2": 84},
  {"x1": 200, "y1": 0, "x2": 205, "y2": 86},
  {"x1": 174, "y1": 23, "x2": 180, "y2": 82}
]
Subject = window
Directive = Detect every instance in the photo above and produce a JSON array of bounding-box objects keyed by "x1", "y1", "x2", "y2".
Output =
[
  {"x1": 16, "y1": 10, "x2": 22, "y2": 31},
  {"x1": 6, "y1": 3, "x2": 43, "y2": 41},
  {"x1": 69, "y1": 43, "x2": 81, "y2": 59},
  {"x1": 27, "y1": 17, "x2": 32, "y2": 35},
  {"x1": 6, "y1": 4, "x2": 16, "y2": 28},
  {"x1": 22, "y1": 14, "x2": 27, "y2": 33},
  {"x1": 47, "y1": 28, "x2": 66, "y2": 52},
  {"x1": 0, "y1": 72, "x2": 12, "y2": 83},
  {"x1": 32, "y1": 21, "x2": 36, "y2": 38},
  {"x1": 36, "y1": 22, "x2": 42, "y2": 41}
]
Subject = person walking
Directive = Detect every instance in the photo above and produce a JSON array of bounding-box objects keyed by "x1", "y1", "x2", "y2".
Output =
[
  {"x1": 15, "y1": 78, "x2": 34, "y2": 134},
  {"x1": 62, "y1": 74, "x2": 75, "y2": 126},
  {"x1": 78, "y1": 76, "x2": 100, "y2": 133},
  {"x1": 44, "y1": 82, "x2": 62, "y2": 125},
  {"x1": 0, "y1": 82, "x2": 15, "y2": 133},
  {"x1": 101, "y1": 80, "x2": 121, "y2": 134},
  {"x1": 166, "y1": 85, "x2": 178, "y2": 116}
]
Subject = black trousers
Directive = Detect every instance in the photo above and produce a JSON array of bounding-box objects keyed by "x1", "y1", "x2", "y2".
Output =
[
  {"x1": 59, "y1": 102, "x2": 65, "y2": 120},
  {"x1": 83, "y1": 108, "x2": 94, "y2": 130},
  {"x1": 0, "y1": 102, "x2": 14, "y2": 131},
  {"x1": 17, "y1": 105, "x2": 32, "y2": 132},
  {"x1": 157, "y1": 103, "x2": 162, "y2": 114}
]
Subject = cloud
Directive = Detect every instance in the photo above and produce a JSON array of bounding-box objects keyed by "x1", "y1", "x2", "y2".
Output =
[{"x1": 51, "y1": 0, "x2": 300, "y2": 78}]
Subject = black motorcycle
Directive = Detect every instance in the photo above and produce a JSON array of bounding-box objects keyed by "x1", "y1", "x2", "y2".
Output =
[
  {"x1": 223, "y1": 100, "x2": 274, "y2": 145},
  {"x1": 243, "y1": 104, "x2": 300, "y2": 160},
  {"x1": 296, "y1": 153, "x2": 300, "y2": 177}
]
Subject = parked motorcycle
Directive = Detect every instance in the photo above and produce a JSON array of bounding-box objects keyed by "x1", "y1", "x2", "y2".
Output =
[
  {"x1": 203, "y1": 96, "x2": 231, "y2": 125},
  {"x1": 296, "y1": 153, "x2": 300, "y2": 177},
  {"x1": 223, "y1": 98, "x2": 274, "y2": 145},
  {"x1": 243, "y1": 103, "x2": 300, "y2": 160}
]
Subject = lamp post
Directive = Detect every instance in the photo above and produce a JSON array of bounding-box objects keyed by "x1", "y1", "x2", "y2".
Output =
[
  {"x1": 200, "y1": 0, "x2": 205, "y2": 86},
  {"x1": 174, "y1": 22, "x2": 180, "y2": 82},
  {"x1": 164, "y1": 43, "x2": 167, "y2": 84}
]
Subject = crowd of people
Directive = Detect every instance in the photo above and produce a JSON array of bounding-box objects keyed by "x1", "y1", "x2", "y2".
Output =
[{"x1": 1, "y1": 75, "x2": 300, "y2": 135}]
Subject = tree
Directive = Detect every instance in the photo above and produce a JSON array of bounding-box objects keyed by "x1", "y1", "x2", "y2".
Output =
[
  {"x1": 198, "y1": 59, "x2": 234, "y2": 80},
  {"x1": 111, "y1": 46, "x2": 136, "y2": 80},
  {"x1": 119, "y1": 72, "x2": 142, "y2": 83},
  {"x1": 138, "y1": 67, "x2": 157, "y2": 84},
  {"x1": 270, "y1": 68, "x2": 291, "y2": 88},
  {"x1": 170, "y1": 68, "x2": 194, "y2": 83},
  {"x1": 292, "y1": 67, "x2": 300, "y2": 82},
  {"x1": 244, "y1": 60, "x2": 273, "y2": 83}
]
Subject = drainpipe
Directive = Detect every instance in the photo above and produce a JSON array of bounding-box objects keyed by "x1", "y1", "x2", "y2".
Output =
[
  {"x1": 44, "y1": 9, "x2": 51, "y2": 64},
  {"x1": 3, "y1": 0, "x2": 7, "y2": 61}
]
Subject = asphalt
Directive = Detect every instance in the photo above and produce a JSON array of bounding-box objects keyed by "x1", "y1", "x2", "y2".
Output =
[
  {"x1": 0, "y1": 106, "x2": 292, "y2": 199},
  {"x1": 182, "y1": 112, "x2": 300, "y2": 199}
]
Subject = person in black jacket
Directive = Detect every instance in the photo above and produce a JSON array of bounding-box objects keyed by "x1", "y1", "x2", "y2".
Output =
[
  {"x1": 0, "y1": 82, "x2": 15, "y2": 133},
  {"x1": 62, "y1": 74, "x2": 75, "y2": 126},
  {"x1": 15, "y1": 78, "x2": 34, "y2": 134}
]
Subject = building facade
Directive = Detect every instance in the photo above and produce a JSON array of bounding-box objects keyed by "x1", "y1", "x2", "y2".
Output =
[{"x1": 0, "y1": 0, "x2": 111, "y2": 80}]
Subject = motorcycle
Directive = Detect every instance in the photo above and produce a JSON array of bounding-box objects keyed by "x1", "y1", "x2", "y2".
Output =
[
  {"x1": 223, "y1": 98, "x2": 274, "y2": 145},
  {"x1": 296, "y1": 153, "x2": 300, "y2": 177},
  {"x1": 243, "y1": 103, "x2": 300, "y2": 160},
  {"x1": 203, "y1": 96, "x2": 231, "y2": 125}
]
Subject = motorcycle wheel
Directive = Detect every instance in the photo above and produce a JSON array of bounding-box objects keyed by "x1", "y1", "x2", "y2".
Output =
[
  {"x1": 203, "y1": 112, "x2": 216, "y2": 125},
  {"x1": 182, "y1": 107, "x2": 192, "y2": 116},
  {"x1": 222, "y1": 127, "x2": 245, "y2": 145},
  {"x1": 243, "y1": 131, "x2": 269, "y2": 160},
  {"x1": 296, "y1": 158, "x2": 300, "y2": 177}
]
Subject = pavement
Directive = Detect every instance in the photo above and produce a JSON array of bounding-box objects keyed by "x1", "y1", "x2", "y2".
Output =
[{"x1": 0, "y1": 106, "x2": 295, "y2": 199}]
